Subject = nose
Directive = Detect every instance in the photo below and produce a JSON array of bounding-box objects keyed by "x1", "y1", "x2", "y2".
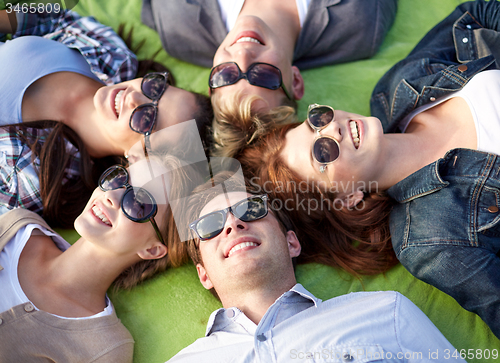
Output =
[
  {"x1": 102, "y1": 188, "x2": 125, "y2": 209},
  {"x1": 126, "y1": 89, "x2": 149, "y2": 110},
  {"x1": 320, "y1": 118, "x2": 343, "y2": 142},
  {"x1": 222, "y1": 212, "x2": 248, "y2": 237},
  {"x1": 229, "y1": 47, "x2": 257, "y2": 73}
]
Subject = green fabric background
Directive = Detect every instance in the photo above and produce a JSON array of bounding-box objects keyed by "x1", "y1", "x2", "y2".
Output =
[{"x1": 5, "y1": 0, "x2": 500, "y2": 361}]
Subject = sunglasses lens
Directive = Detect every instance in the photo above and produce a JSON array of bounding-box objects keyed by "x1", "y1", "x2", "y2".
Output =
[
  {"x1": 209, "y1": 63, "x2": 240, "y2": 88},
  {"x1": 247, "y1": 64, "x2": 281, "y2": 90},
  {"x1": 100, "y1": 167, "x2": 128, "y2": 191},
  {"x1": 313, "y1": 137, "x2": 340, "y2": 163},
  {"x1": 142, "y1": 73, "x2": 167, "y2": 100},
  {"x1": 233, "y1": 197, "x2": 267, "y2": 221},
  {"x1": 196, "y1": 212, "x2": 225, "y2": 240},
  {"x1": 122, "y1": 188, "x2": 156, "y2": 221},
  {"x1": 308, "y1": 106, "x2": 334, "y2": 129},
  {"x1": 130, "y1": 105, "x2": 157, "y2": 134}
]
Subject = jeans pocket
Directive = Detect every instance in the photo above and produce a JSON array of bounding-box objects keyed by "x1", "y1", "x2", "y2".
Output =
[{"x1": 476, "y1": 185, "x2": 500, "y2": 233}]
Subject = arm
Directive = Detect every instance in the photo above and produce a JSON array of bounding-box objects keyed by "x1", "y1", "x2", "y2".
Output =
[{"x1": 5, "y1": 7, "x2": 137, "y2": 84}]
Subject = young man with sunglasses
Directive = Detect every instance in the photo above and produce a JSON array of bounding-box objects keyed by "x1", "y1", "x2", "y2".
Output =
[
  {"x1": 142, "y1": 0, "x2": 398, "y2": 110},
  {"x1": 167, "y1": 177, "x2": 465, "y2": 362}
]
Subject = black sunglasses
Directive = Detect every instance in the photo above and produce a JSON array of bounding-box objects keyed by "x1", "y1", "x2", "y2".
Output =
[
  {"x1": 209, "y1": 62, "x2": 292, "y2": 100},
  {"x1": 189, "y1": 195, "x2": 269, "y2": 241},
  {"x1": 129, "y1": 72, "x2": 170, "y2": 155},
  {"x1": 99, "y1": 165, "x2": 164, "y2": 244},
  {"x1": 306, "y1": 104, "x2": 339, "y2": 173}
]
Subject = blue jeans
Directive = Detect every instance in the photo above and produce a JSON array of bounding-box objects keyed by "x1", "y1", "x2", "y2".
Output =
[{"x1": 388, "y1": 149, "x2": 500, "y2": 338}]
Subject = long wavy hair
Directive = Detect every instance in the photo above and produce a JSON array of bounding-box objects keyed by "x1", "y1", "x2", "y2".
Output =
[{"x1": 238, "y1": 123, "x2": 398, "y2": 275}]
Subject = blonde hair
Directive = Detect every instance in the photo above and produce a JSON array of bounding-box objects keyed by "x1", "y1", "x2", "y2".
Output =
[{"x1": 211, "y1": 91, "x2": 298, "y2": 158}]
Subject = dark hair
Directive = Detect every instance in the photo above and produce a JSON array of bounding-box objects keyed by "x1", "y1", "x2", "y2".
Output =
[
  {"x1": 6, "y1": 122, "x2": 123, "y2": 228},
  {"x1": 238, "y1": 123, "x2": 398, "y2": 275}
]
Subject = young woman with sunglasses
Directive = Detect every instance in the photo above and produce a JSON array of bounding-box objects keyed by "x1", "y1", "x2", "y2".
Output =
[
  {"x1": 0, "y1": 9, "x2": 213, "y2": 228},
  {"x1": 0, "y1": 156, "x2": 196, "y2": 361},
  {"x1": 238, "y1": 0, "x2": 500, "y2": 338}
]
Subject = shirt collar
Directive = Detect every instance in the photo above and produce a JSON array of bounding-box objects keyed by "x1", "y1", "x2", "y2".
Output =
[{"x1": 205, "y1": 283, "x2": 319, "y2": 336}]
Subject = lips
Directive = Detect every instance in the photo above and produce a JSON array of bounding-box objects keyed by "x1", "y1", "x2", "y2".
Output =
[
  {"x1": 91, "y1": 204, "x2": 112, "y2": 226},
  {"x1": 232, "y1": 31, "x2": 265, "y2": 46},
  {"x1": 224, "y1": 237, "x2": 260, "y2": 258}
]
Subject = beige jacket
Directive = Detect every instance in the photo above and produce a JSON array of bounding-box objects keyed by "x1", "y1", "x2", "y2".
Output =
[{"x1": 0, "y1": 209, "x2": 134, "y2": 362}]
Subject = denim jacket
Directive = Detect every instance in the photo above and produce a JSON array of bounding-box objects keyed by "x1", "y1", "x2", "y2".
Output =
[
  {"x1": 370, "y1": 0, "x2": 500, "y2": 133},
  {"x1": 372, "y1": 0, "x2": 500, "y2": 338}
]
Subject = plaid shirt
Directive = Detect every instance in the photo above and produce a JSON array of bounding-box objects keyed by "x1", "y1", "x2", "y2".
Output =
[
  {"x1": 0, "y1": 128, "x2": 81, "y2": 215},
  {"x1": 1, "y1": 9, "x2": 138, "y2": 85}
]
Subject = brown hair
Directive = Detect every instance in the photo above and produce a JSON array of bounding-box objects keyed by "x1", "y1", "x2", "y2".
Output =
[
  {"x1": 238, "y1": 123, "x2": 398, "y2": 275},
  {"x1": 113, "y1": 154, "x2": 205, "y2": 289},
  {"x1": 210, "y1": 91, "x2": 297, "y2": 158},
  {"x1": 7, "y1": 122, "x2": 122, "y2": 229}
]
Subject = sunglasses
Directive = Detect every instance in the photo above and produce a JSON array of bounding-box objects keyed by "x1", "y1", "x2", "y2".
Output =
[
  {"x1": 306, "y1": 104, "x2": 339, "y2": 173},
  {"x1": 209, "y1": 62, "x2": 292, "y2": 100},
  {"x1": 99, "y1": 165, "x2": 164, "y2": 244},
  {"x1": 129, "y1": 72, "x2": 170, "y2": 155},
  {"x1": 189, "y1": 195, "x2": 269, "y2": 241}
]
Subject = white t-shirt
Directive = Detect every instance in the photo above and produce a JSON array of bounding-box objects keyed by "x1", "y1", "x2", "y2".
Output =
[
  {"x1": 0, "y1": 224, "x2": 113, "y2": 319},
  {"x1": 217, "y1": 0, "x2": 311, "y2": 31},
  {"x1": 401, "y1": 69, "x2": 500, "y2": 155}
]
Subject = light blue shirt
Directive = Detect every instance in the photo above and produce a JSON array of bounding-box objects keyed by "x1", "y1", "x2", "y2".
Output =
[{"x1": 168, "y1": 284, "x2": 465, "y2": 363}]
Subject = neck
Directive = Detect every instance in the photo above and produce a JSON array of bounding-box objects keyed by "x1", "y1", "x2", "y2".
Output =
[
  {"x1": 239, "y1": 0, "x2": 300, "y2": 58},
  {"x1": 219, "y1": 277, "x2": 297, "y2": 325}
]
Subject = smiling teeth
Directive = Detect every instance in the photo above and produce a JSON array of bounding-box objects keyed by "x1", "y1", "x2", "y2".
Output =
[
  {"x1": 92, "y1": 206, "x2": 111, "y2": 226},
  {"x1": 236, "y1": 37, "x2": 262, "y2": 44},
  {"x1": 114, "y1": 90, "x2": 124, "y2": 117},
  {"x1": 350, "y1": 121, "x2": 360, "y2": 149},
  {"x1": 228, "y1": 242, "x2": 258, "y2": 257}
]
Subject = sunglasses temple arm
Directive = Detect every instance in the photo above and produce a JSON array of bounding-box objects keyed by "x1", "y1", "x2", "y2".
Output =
[{"x1": 150, "y1": 217, "x2": 165, "y2": 244}]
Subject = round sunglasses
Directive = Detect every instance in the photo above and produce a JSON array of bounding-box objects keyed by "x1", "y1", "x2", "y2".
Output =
[
  {"x1": 189, "y1": 195, "x2": 269, "y2": 241},
  {"x1": 306, "y1": 104, "x2": 340, "y2": 173},
  {"x1": 209, "y1": 62, "x2": 292, "y2": 100},
  {"x1": 98, "y1": 165, "x2": 164, "y2": 244},
  {"x1": 129, "y1": 72, "x2": 170, "y2": 155}
]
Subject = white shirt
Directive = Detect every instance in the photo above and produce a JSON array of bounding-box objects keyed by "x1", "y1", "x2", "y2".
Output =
[
  {"x1": 168, "y1": 284, "x2": 465, "y2": 363},
  {"x1": 217, "y1": 0, "x2": 311, "y2": 31}
]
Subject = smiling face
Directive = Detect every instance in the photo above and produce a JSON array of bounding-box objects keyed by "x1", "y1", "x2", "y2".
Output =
[
  {"x1": 211, "y1": 16, "x2": 303, "y2": 110},
  {"x1": 280, "y1": 110, "x2": 386, "y2": 198},
  {"x1": 74, "y1": 168, "x2": 169, "y2": 258},
  {"x1": 93, "y1": 77, "x2": 199, "y2": 156},
  {"x1": 195, "y1": 192, "x2": 300, "y2": 296}
]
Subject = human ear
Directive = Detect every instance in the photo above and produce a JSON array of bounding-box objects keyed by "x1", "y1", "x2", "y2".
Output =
[
  {"x1": 137, "y1": 242, "x2": 168, "y2": 260},
  {"x1": 291, "y1": 66, "x2": 304, "y2": 100},
  {"x1": 340, "y1": 190, "x2": 365, "y2": 209},
  {"x1": 196, "y1": 264, "x2": 214, "y2": 290},
  {"x1": 286, "y1": 231, "x2": 301, "y2": 258}
]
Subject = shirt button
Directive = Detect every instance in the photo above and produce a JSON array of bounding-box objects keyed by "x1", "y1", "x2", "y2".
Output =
[
  {"x1": 0, "y1": 318, "x2": 3, "y2": 325},
  {"x1": 462, "y1": 37, "x2": 469, "y2": 43},
  {"x1": 256, "y1": 334, "x2": 267, "y2": 342},
  {"x1": 458, "y1": 65, "x2": 468, "y2": 72},
  {"x1": 488, "y1": 206, "x2": 499, "y2": 213},
  {"x1": 225, "y1": 309, "x2": 235, "y2": 318},
  {"x1": 466, "y1": 24, "x2": 472, "y2": 29},
  {"x1": 430, "y1": 97, "x2": 436, "y2": 102},
  {"x1": 343, "y1": 353, "x2": 354, "y2": 362},
  {"x1": 24, "y1": 303, "x2": 34, "y2": 312}
]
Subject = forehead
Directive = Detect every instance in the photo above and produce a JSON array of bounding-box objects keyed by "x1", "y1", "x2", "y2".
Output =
[{"x1": 199, "y1": 192, "x2": 250, "y2": 217}]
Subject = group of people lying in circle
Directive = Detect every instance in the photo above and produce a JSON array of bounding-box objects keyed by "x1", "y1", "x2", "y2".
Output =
[{"x1": 0, "y1": 0, "x2": 499, "y2": 361}]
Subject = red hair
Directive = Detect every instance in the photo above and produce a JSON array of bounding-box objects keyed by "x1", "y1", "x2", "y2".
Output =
[{"x1": 238, "y1": 123, "x2": 398, "y2": 275}]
